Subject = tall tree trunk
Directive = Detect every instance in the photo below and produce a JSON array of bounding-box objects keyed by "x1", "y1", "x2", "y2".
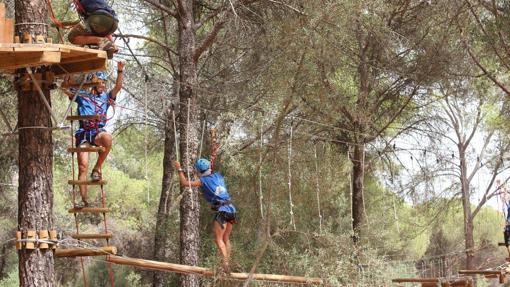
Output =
[
  {"x1": 152, "y1": 111, "x2": 177, "y2": 287},
  {"x1": 459, "y1": 146, "x2": 475, "y2": 269},
  {"x1": 351, "y1": 143, "x2": 365, "y2": 243},
  {"x1": 177, "y1": 1, "x2": 201, "y2": 286},
  {"x1": 16, "y1": 1, "x2": 54, "y2": 286}
]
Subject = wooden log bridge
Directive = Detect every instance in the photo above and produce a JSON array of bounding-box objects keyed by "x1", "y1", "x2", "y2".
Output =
[
  {"x1": 106, "y1": 255, "x2": 324, "y2": 285},
  {"x1": 458, "y1": 270, "x2": 507, "y2": 284},
  {"x1": 392, "y1": 277, "x2": 473, "y2": 287}
]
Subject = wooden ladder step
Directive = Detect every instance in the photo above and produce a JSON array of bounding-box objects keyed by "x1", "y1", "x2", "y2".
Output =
[
  {"x1": 68, "y1": 179, "x2": 107, "y2": 185},
  {"x1": 68, "y1": 207, "x2": 109, "y2": 214},
  {"x1": 71, "y1": 233, "x2": 113, "y2": 240},
  {"x1": 55, "y1": 246, "x2": 117, "y2": 257},
  {"x1": 67, "y1": 146, "x2": 105, "y2": 153},
  {"x1": 66, "y1": 115, "x2": 101, "y2": 121}
]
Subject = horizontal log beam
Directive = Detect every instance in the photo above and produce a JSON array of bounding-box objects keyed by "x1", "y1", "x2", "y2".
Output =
[
  {"x1": 66, "y1": 115, "x2": 101, "y2": 121},
  {"x1": 106, "y1": 255, "x2": 323, "y2": 285},
  {"x1": 458, "y1": 270, "x2": 503, "y2": 275},
  {"x1": 392, "y1": 278, "x2": 440, "y2": 283},
  {"x1": 55, "y1": 246, "x2": 116, "y2": 257}
]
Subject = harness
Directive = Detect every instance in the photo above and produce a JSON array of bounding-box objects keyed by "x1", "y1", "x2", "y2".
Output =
[
  {"x1": 211, "y1": 200, "x2": 231, "y2": 211},
  {"x1": 79, "y1": 91, "x2": 115, "y2": 130}
]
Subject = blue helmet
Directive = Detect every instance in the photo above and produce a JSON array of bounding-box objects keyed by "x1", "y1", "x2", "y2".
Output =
[
  {"x1": 195, "y1": 158, "x2": 210, "y2": 172},
  {"x1": 87, "y1": 71, "x2": 108, "y2": 82}
]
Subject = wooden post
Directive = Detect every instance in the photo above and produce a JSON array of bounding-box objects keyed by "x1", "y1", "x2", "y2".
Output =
[{"x1": 106, "y1": 255, "x2": 324, "y2": 285}]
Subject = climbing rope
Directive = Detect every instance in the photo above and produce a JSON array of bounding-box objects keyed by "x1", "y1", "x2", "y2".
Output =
[
  {"x1": 258, "y1": 120, "x2": 264, "y2": 219},
  {"x1": 287, "y1": 121, "x2": 296, "y2": 231},
  {"x1": 313, "y1": 141, "x2": 323, "y2": 233}
]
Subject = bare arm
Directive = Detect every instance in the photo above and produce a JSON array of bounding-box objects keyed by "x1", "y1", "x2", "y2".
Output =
[
  {"x1": 110, "y1": 60, "x2": 125, "y2": 100},
  {"x1": 174, "y1": 161, "x2": 202, "y2": 187},
  {"x1": 210, "y1": 128, "x2": 219, "y2": 172}
]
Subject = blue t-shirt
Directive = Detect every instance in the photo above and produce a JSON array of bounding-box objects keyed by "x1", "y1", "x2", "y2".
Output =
[
  {"x1": 199, "y1": 172, "x2": 236, "y2": 213},
  {"x1": 74, "y1": 90, "x2": 113, "y2": 132}
]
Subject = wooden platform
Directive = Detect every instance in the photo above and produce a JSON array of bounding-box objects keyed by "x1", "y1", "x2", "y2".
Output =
[
  {"x1": 68, "y1": 207, "x2": 109, "y2": 214},
  {"x1": 106, "y1": 255, "x2": 324, "y2": 285},
  {"x1": 0, "y1": 43, "x2": 107, "y2": 76}
]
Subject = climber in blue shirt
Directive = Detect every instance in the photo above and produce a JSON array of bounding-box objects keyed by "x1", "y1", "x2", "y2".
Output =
[
  {"x1": 174, "y1": 139, "x2": 236, "y2": 272},
  {"x1": 65, "y1": 61, "x2": 124, "y2": 207}
]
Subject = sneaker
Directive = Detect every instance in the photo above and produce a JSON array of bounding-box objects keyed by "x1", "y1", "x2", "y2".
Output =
[
  {"x1": 74, "y1": 201, "x2": 89, "y2": 209},
  {"x1": 98, "y1": 38, "x2": 116, "y2": 59},
  {"x1": 91, "y1": 169, "x2": 102, "y2": 181}
]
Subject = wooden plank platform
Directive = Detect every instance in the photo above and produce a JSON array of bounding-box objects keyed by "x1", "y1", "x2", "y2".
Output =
[
  {"x1": 68, "y1": 207, "x2": 109, "y2": 214},
  {"x1": 71, "y1": 233, "x2": 113, "y2": 240},
  {"x1": 66, "y1": 115, "x2": 102, "y2": 121},
  {"x1": 0, "y1": 43, "x2": 107, "y2": 76},
  {"x1": 67, "y1": 147, "x2": 105, "y2": 153},
  {"x1": 55, "y1": 246, "x2": 116, "y2": 257},
  {"x1": 106, "y1": 255, "x2": 324, "y2": 285},
  {"x1": 68, "y1": 179, "x2": 107, "y2": 186}
]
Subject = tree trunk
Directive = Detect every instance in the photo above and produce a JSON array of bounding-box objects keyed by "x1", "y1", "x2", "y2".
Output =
[
  {"x1": 152, "y1": 112, "x2": 177, "y2": 287},
  {"x1": 16, "y1": 1, "x2": 54, "y2": 286},
  {"x1": 177, "y1": 1, "x2": 201, "y2": 286},
  {"x1": 351, "y1": 143, "x2": 365, "y2": 243},
  {"x1": 459, "y1": 146, "x2": 475, "y2": 269}
]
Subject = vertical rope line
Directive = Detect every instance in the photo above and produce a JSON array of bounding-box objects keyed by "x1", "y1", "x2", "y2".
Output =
[
  {"x1": 172, "y1": 108, "x2": 179, "y2": 162},
  {"x1": 393, "y1": 196, "x2": 400, "y2": 233},
  {"x1": 186, "y1": 98, "x2": 194, "y2": 209},
  {"x1": 144, "y1": 79, "x2": 149, "y2": 204},
  {"x1": 348, "y1": 146, "x2": 354, "y2": 233},
  {"x1": 287, "y1": 122, "x2": 296, "y2": 231},
  {"x1": 313, "y1": 142, "x2": 323, "y2": 233},
  {"x1": 361, "y1": 144, "x2": 369, "y2": 227},
  {"x1": 258, "y1": 121, "x2": 264, "y2": 219},
  {"x1": 198, "y1": 117, "x2": 206, "y2": 158},
  {"x1": 69, "y1": 112, "x2": 87, "y2": 287}
]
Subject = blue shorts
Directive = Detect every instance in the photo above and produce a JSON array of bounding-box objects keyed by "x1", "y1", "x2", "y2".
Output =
[{"x1": 75, "y1": 128, "x2": 106, "y2": 147}]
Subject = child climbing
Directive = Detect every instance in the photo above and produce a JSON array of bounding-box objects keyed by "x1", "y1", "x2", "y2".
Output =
[
  {"x1": 174, "y1": 129, "x2": 237, "y2": 273},
  {"x1": 67, "y1": 60, "x2": 125, "y2": 208},
  {"x1": 68, "y1": 0, "x2": 119, "y2": 58}
]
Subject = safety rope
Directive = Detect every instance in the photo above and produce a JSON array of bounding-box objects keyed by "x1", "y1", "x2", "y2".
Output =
[
  {"x1": 313, "y1": 141, "x2": 323, "y2": 233},
  {"x1": 287, "y1": 121, "x2": 296, "y2": 231},
  {"x1": 258, "y1": 121, "x2": 264, "y2": 219},
  {"x1": 185, "y1": 98, "x2": 194, "y2": 209},
  {"x1": 69, "y1": 108, "x2": 88, "y2": 287}
]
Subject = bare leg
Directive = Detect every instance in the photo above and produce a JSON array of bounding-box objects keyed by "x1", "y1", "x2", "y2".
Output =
[
  {"x1": 76, "y1": 149, "x2": 89, "y2": 204},
  {"x1": 213, "y1": 221, "x2": 228, "y2": 259},
  {"x1": 71, "y1": 35, "x2": 103, "y2": 46},
  {"x1": 93, "y1": 132, "x2": 112, "y2": 173},
  {"x1": 223, "y1": 223, "x2": 233, "y2": 260}
]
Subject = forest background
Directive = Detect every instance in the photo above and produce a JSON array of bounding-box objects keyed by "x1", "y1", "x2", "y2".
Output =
[{"x1": 2, "y1": 0, "x2": 510, "y2": 286}]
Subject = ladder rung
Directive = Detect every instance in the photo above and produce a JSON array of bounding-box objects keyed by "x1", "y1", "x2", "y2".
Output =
[
  {"x1": 68, "y1": 207, "x2": 110, "y2": 214},
  {"x1": 66, "y1": 115, "x2": 101, "y2": 121},
  {"x1": 67, "y1": 147, "x2": 105, "y2": 153},
  {"x1": 68, "y1": 179, "x2": 107, "y2": 185},
  {"x1": 71, "y1": 233, "x2": 113, "y2": 240}
]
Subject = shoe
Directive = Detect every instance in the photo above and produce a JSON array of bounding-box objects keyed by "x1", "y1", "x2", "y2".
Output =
[
  {"x1": 91, "y1": 169, "x2": 102, "y2": 181},
  {"x1": 74, "y1": 201, "x2": 89, "y2": 209},
  {"x1": 98, "y1": 38, "x2": 116, "y2": 59}
]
